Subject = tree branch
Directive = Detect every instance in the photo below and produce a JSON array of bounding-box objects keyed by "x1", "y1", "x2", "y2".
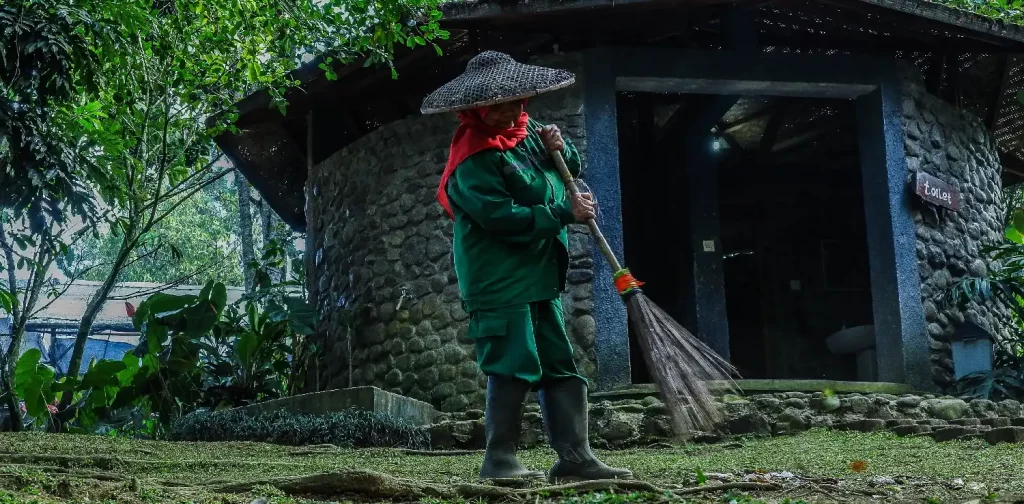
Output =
[
  {"x1": 119, "y1": 242, "x2": 169, "y2": 272},
  {"x1": 148, "y1": 167, "x2": 234, "y2": 233},
  {"x1": 107, "y1": 255, "x2": 232, "y2": 301},
  {"x1": 137, "y1": 153, "x2": 226, "y2": 215},
  {"x1": 146, "y1": 100, "x2": 174, "y2": 229},
  {"x1": 0, "y1": 222, "x2": 22, "y2": 325},
  {"x1": 28, "y1": 262, "x2": 107, "y2": 320}
]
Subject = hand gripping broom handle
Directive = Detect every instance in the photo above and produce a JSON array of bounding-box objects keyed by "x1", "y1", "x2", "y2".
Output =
[{"x1": 550, "y1": 150, "x2": 624, "y2": 273}]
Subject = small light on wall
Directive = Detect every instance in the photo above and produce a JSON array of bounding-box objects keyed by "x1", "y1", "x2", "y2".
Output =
[
  {"x1": 711, "y1": 138, "x2": 722, "y2": 151},
  {"x1": 950, "y1": 320, "x2": 994, "y2": 380}
]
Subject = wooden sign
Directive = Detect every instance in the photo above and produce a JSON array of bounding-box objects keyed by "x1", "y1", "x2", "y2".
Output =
[{"x1": 914, "y1": 172, "x2": 960, "y2": 211}]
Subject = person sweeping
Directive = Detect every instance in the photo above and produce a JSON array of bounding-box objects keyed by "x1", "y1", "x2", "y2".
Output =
[{"x1": 420, "y1": 51, "x2": 633, "y2": 483}]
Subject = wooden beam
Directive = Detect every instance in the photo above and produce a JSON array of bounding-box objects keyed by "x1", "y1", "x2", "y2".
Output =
[
  {"x1": 439, "y1": 0, "x2": 738, "y2": 26},
  {"x1": 989, "y1": 54, "x2": 1013, "y2": 130},
  {"x1": 772, "y1": 127, "x2": 828, "y2": 153},
  {"x1": 759, "y1": 101, "x2": 788, "y2": 152},
  {"x1": 655, "y1": 99, "x2": 692, "y2": 147},
  {"x1": 721, "y1": 101, "x2": 777, "y2": 132},
  {"x1": 924, "y1": 52, "x2": 946, "y2": 97},
  {"x1": 304, "y1": 110, "x2": 316, "y2": 306},
  {"x1": 829, "y1": 0, "x2": 1024, "y2": 45}
]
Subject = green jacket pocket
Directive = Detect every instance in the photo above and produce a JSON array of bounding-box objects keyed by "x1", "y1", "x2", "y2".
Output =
[{"x1": 469, "y1": 312, "x2": 508, "y2": 340}]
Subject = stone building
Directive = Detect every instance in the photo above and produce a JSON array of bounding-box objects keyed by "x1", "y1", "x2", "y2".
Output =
[{"x1": 214, "y1": 0, "x2": 1024, "y2": 411}]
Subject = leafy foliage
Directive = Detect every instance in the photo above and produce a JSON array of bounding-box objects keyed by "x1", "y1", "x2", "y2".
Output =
[
  {"x1": 12, "y1": 347, "x2": 137, "y2": 427},
  {"x1": 9, "y1": 242, "x2": 316, "y2": 433},
  {"x1": 2, "y1": 0, "x2": 446, "y2": 433},
  {"x1": 168, "y1": 408, "x2": 430, "y2": 449},
  {"x1": 70, "y1": 177, "x2": 244, "y2": 286},
  {"x1": 955, "y1": 349, "x2": 1024, "y2": 400},
  {"x1": 929, "y1": 0, "x2": 1024, "y2": 25},
  {"x1": 12, "y1": 350, "x2": 56, "y2": 419},
  {"x1": 946, "y1": 206, "x2": 1024, "y2": 400},
  {"x1": 0, "y1": 2, "x2": 111, "y2": 230}
]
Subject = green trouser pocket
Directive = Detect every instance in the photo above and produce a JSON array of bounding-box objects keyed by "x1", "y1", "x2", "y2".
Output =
[
  {"x1": 468, "y1": 307, "x2": 543, "y2": 384},
  {"x1": 468, "y1": 302, "x2": 585, "y2": 385}
]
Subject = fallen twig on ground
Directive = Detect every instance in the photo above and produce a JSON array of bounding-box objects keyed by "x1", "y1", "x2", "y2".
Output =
[
  {"x1": 0, "y1": 453, "x2": 124, "y2": 470},
  {"x1": 399, "y1": 449, "x2": 482, "y2": 456},
  {"x1": 675, "y1": 482, "x2": 782, "y2": 495},
  {"x1": 209, "y1": 468, "x2": 785, "y2": 500}
]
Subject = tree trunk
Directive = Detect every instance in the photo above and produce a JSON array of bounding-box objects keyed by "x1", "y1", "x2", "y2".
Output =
[
  {"x1": 259, "y1": 199, "x2": 272, "y2": 250},
  {"x1": 235, "y1": 173, "x2": 256, "y2": 293},
  {"x1": 0, "y1": 223, "x2": 23, "y2": 431},
  {"x1": 9, "y1": 258, "x2": 49, "y2": 367},
  {"x1": 59, "y1": 237, "x2": 132, "y2": 410},
  {"x1": 258, "y1": 199, "x2": 286, "y2": 283}
]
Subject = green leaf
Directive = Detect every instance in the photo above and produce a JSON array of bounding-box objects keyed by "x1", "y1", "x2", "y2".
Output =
[
  {"x1": 696, "y1": 468, "x2": 707, "y2": 486},
  {"x1": 118, "y1": 354, "x2": 141, "y2": 387},
  {"x1": 199, "y1": 280, "x2": 214, "y2": 303},
  {"x1": 146, "y1": 323, "x2": 169, "y2": 355},
  {"x1": 134, "y1": 293, "x2": 197, "y2": 329},
  {"x1": 81, "y1": 359, "x2": 128, "y2": 389},
  {"x1": 284, "y1": 296, "x2": 317, "y2": 335},
  {"x1": 14, "y1": 349, "x2": 43, "y2": 391},
  {"x1": 235, "y1": 331, "x2": 259, "y2": 370},
  {"x1": 0, "y1": 288, "x2": 13, "y2": 313},
  {"x1": 1013, "y1": 208, "x2": 1024, "y2": 235},
  {"x1": 211, "y1": 282, "x2": 228, "y2": 314},
  {"x1": 1006, "y1": 225, "x2": 1024, "y2": 245},
  {"x1": 14, "y1": 349, "x2": 56, "y2": 419}
]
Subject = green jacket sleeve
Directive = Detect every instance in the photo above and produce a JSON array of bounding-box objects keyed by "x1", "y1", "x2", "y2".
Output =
[
  {"x1": 529, "y1": 118, "x2": 583, "y2": 178},
  {"x1": 448, "y1": 152, "x2": 575, "y2": 243}
]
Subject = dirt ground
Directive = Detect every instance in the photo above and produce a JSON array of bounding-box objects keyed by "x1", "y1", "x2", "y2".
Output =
[{"x1": 0, "y1": 428, "x2": 1020, "y2": 503}]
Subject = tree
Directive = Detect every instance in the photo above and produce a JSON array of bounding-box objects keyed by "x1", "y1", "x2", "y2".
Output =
[
  {"x1": 49, "y1": 0, "x2": 448, "y2": 413},
  {"x1": 0, "y1": 2, "x2": 114, "y2": 231},
  {"x1": 70, "y1": 177, "x2": 244, "y2": 287},
  {"x1": 0, "y1": 208, "x2": 98, "y2": 430},
  {"x1": 236, "y1": 174, "x2": 257, "y2": 293}
]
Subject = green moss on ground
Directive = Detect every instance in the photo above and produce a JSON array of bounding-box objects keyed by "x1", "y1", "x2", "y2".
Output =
[{"x1": 0, "y1": 429, "x2": 1020, "y2": 503}]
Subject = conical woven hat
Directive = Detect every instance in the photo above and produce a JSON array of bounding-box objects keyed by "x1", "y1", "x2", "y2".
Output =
[{"x1": 420, "y1": 51, "x2": 575, "y2": 114}]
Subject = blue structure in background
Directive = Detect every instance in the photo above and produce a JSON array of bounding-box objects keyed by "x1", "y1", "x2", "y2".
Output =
[{"x1": 1, "y1": 317, "x2": 136, "y2": 376}]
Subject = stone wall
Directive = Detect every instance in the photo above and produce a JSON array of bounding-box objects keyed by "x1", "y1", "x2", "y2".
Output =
[
  {"x1": 901, "y1": 69, "x2": 1009, "y2": 389},
  {"x1": 305, "y1": 52, "x2": 597, "y2": 411},
  {"x1": 429, "y1": 391, "x2": 1024, "y2": 449}
]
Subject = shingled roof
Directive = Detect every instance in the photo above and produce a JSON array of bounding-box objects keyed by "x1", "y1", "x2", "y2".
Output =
[{"x1": 212, "y1": 0, "x2": 1024, "y2": 231}]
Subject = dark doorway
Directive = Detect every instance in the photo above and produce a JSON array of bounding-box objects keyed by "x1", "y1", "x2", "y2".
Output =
[{"x1": 616, "y1": 92, "x2": 875, "y2": 382}]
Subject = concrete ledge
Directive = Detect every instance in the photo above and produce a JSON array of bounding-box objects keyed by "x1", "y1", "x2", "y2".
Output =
[
  {"x1": 235, "y1": 387, "x2": 438, "y2": 426},
  {"x1": 592, "y1": 379, "x2": 916, "y2": 401}
]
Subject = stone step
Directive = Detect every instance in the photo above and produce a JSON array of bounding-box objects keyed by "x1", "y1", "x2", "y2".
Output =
[{"x1": 234, "y1": 386, "x2": 438, "y2": 426}]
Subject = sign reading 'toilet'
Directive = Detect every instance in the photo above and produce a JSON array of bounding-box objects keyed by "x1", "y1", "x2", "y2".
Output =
[{"x1": 914, "y1": 172, "x2": 960, "y2": 211}]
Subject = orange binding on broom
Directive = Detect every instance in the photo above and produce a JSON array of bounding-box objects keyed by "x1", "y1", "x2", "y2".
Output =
[
  {"x1": 613, "y1": 269, "x2": 644, "y2": 295},
  {"x1": 550, "y1": 150, "x2": 738, "y2": 437}
]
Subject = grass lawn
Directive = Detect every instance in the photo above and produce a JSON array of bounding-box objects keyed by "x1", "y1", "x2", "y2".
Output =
[{"x1": 0, "y1": 428, "x2": 1018, "y2": 503}]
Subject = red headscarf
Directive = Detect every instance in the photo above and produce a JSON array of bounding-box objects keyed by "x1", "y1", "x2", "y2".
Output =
[{"x1": 437, "y1": 102, "x2": 530, "y2": 219}]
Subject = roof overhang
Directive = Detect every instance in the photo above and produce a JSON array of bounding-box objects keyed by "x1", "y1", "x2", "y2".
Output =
[{"x1": 212, "y1": 0, "x2": 1024, "y2": 231}]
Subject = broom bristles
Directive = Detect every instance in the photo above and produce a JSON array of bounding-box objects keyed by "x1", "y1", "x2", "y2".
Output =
[{"x1": 625, "y1": 291, "x2": 738, "y2": 437}]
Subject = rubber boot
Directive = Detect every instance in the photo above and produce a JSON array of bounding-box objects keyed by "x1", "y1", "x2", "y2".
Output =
[
  {"x1": 478, "y1": 376, "x2": 545, "y2": 481},
  {"x1": 538, "y1": 377, "x2": 633, "y2": 483}
]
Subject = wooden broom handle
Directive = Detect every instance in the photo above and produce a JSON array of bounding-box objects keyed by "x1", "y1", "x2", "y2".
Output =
[{"x1": 550, "y1": 150, "x2": 624, "y2": 273}]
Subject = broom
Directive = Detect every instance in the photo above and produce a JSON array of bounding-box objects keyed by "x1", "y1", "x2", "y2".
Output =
[{"x1": 550, "y1": 150, "x2": 739, "y2": 437}]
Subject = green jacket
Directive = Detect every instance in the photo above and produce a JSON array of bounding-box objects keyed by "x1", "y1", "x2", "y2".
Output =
[{"x1": 447, "y1": 119, "x2": 584, "y2": 312}]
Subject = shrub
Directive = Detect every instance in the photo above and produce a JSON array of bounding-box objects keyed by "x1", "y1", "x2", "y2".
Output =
[{"x1": 168, "y1": 407, "x2": 430, "y2": 449}]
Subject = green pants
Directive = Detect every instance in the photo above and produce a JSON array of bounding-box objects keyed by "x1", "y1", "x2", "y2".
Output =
[{"x1": 467, "y1": 298, "x2": 585, "y2": 386}]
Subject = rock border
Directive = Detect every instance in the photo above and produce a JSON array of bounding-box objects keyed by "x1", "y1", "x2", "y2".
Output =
[{"x1": 429, "y1": 392, "x2": 1024, "y2": 450}]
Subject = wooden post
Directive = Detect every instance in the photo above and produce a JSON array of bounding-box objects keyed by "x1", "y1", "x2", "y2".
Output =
[{"x1": 305, "y1": 111, "x2": 316, "y2": 305}]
